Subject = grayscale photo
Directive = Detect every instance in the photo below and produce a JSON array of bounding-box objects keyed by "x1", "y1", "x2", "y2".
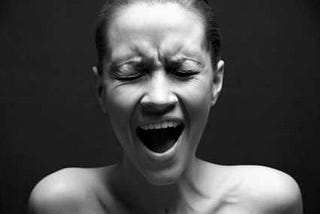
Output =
[{"x1": 1, "y1": 0, "x2": 319, "y2": 213}]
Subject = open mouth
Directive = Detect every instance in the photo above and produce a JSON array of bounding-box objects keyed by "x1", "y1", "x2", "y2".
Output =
[{"x1": 136, "y1": 121, "x2": 184, "y2": 153}]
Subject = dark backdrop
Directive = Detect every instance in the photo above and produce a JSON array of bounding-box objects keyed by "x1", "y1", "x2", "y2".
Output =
[{"x1": 1, "y1": 0, "x2": 319, "y2": 213}]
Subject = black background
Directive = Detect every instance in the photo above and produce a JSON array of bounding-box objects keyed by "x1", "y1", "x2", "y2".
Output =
[{"x1": 1, "y1": 0, "x2": 319, "y2": 213}]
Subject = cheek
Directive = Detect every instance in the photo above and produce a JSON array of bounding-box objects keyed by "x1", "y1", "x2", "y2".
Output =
[
  {"x1": 106, "y1": 88, "x2": 135, "y2": 112},
  {"x1": 177, "y1": 79, "x2": 213, "y2": 145},
  {"x1": 178, "y1": 80, "x2": 212, "y2": 118},
  {"x1": 104, "y1": 84, "x2": 143, "y2": 135}
]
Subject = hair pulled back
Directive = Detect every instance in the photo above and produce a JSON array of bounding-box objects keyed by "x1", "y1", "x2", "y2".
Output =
[{"x1": 95, "y1": 0, "x2": 221, "y2": 74}]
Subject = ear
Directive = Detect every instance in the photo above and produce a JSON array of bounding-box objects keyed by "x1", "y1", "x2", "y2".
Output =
[
  {"x1": 92, "y1": 66, "x2": 107, "y2": 113},
  {"x1": 211, "y1": 60, "x2": 224, "y2": 107}
]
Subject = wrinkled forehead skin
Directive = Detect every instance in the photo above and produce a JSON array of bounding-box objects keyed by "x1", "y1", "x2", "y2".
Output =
[{"x1": 106, "y1": 3, "x2": 209, "y2": 66}]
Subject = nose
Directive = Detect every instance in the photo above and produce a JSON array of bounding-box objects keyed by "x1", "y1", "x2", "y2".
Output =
[{"x1": 140, "y1": 71, "x2": 178, "y2": 114}]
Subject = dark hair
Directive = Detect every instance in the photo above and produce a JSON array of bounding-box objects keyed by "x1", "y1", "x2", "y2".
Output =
[{"x1": 95, "y1": 0, "x2": 221, "y2": 74}]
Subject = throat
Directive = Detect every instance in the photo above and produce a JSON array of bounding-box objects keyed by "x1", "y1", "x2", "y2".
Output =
[
  {"x1": 136, "y1": 124, "x2": 184, "y2": 153},
  {"x1": 117, "y1": 157, "x2": 202, "y2": 214}
]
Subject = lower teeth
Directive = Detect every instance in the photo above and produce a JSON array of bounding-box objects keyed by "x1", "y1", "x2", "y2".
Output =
[{"x1": 136, "y1": 125, "x2": 183, "y2": 153}]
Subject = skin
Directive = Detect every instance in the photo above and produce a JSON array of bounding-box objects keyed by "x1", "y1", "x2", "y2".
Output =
[{"x1": 28, "y1": 2, "x2": 303, "y2": 214}]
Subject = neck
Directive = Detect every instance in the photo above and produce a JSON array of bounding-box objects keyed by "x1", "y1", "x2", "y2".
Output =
[{"x1": 112, "y1": 154, "x2": 202, "y2": 213}]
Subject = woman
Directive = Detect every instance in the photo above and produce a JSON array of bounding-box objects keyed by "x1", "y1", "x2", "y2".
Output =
[{"x1": 28, "y1": 0, "x2": 303, "y2": 213}]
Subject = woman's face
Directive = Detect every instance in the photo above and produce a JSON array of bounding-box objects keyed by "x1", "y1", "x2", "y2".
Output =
[{"x1": 98, "y1": 3, "x2": 223, "y2": 185}]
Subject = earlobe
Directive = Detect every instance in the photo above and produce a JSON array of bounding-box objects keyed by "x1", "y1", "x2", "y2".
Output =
[
  {"x1": 92, "y1": 66, "x2": 103, "y2": 97},
  {"x1": 92, "y1": 66, "x2": 99, "y2": 76},
  {"x1": 92, "y1": 66, "x2": 106, "y2": 113},
  {"x1": 211, "y1": 60, "x2": 224, "y2": 107}
]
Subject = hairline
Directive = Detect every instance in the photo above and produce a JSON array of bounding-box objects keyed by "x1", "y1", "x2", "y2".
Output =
[{"x1": 96, "y1": 0, "x2": 219, "y2": 74}]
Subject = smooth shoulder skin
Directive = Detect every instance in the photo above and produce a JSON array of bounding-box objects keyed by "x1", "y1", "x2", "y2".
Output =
[
  {"x1": 28, "y1": 167, "x2": 109, "y2": 214},
  {"x1": 220, "y1": 165, "x2": 303, "y2": 214},
  {"x1": 28, "y1": 165, "x2": 303, "y2": 214}
]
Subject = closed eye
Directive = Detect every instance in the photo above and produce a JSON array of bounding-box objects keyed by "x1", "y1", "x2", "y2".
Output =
[
  {"x1": 166, "y1": 59, "x2": 202, "y2": 79},
  {"x1": 170, "y1": 69, "x2": 200, "y2": 78},
  {"x1": 112, "y1": 70, "x2": 144, "y2": 81},
  {"x1": 111, "y1": 63, "x2": 147, "y2": 81}
]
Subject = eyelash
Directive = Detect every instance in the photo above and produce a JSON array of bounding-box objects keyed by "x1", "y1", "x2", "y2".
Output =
[
  {"x1": 112, "y1": 65, "x2": 145, "y2": 81},
  {"x1": 170, "y1": 69, "x2": 200, "y2": 78},
  {"x1": 112, "y1": 64, "x2": 200, "y2": 81},
  {"x1": 112, "y1": 71, "x2": 143, "y2": 81}
]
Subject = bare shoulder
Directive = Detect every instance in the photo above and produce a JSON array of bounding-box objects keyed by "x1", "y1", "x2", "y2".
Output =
[
  {"x1": 199, "y1": 162, "x2": 303, "y2": 213},
  {"x1": 234, "y1": 165, "x2": 303, "y2": 214},
  {"x1": 28, "y1": 167, "x2": 110, "y2": 214}
]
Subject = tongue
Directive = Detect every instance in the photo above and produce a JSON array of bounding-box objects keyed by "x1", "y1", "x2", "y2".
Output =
[{"x1": 137, "y1": 127, "x2": 181, "y2": 153}]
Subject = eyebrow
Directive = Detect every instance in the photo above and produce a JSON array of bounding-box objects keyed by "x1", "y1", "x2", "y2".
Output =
[
  {"x1": 109, "y1": 44, "x2": 205, "y2": 69},
  {"x1": 109, "y1": 56, "x2": 142, "y2": 69},
  {"x1": 110, "y1": 55, "x2": 204, "y2": 71},
  {"x1": 168, "y1": 56, "x2": 200, "y2": 63},
  {"x1": 167, "y1": 55, "x2": 205, "y2": 69},
  {"x1": 110, "y1": 58, "x2": 156, "y2": 73},
  {"x1": 131, "y1": 42, "x2": 205, "y2": 64},
  {"x1": 109, "y1": 43, "x2": 155, "y2": 67},
  {"x1": 162, "y1": 47, "x2": 205, "y2": 63}
]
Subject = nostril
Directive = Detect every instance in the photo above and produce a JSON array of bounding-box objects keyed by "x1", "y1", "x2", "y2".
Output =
[
  {"x1": 140, "y1": 102, "x2": 176, "y2": 115},
  {"x1": 140, "y1": 75, "x2": 178, "y2": 114}
]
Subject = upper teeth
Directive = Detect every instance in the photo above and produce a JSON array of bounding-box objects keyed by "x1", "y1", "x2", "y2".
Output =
[{"x1": 140, "y1": 121, "x2": 180, "y2": 130}]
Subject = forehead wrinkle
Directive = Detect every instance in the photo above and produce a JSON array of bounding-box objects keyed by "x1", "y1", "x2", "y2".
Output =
[
  {"x1": 158, "y1": 41, "x2": 183, "y2": 60},
  {"x1": 130, "y1": 42, "x2": 158, "y2": 58},
  {"x1": 159, "y1": 41, "x2": 206, "y2": 64},
  {"x1": 107, "y1": 2, "x2": 209, "y2": 67},
  {"x1": 130, "y1": 43, "x2": 163, "y2": 67}
]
